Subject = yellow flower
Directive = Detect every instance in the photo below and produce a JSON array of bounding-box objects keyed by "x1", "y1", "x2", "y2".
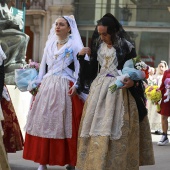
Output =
[{"x1": 145, "y1": 85, "x2": 162, "y2": 103}]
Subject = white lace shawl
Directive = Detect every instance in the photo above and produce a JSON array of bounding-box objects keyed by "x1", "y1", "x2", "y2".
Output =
[
  {"x1": 29, "y1": 15, "x2": 84, "y2": 89},
  {"x1": 35, "y1": 37, "x2": 81, "y2": 86}
]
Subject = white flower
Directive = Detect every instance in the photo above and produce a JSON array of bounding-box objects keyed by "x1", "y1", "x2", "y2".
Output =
[{"x1": 135, "y1": 61, "x2": 148, "y2": 70}]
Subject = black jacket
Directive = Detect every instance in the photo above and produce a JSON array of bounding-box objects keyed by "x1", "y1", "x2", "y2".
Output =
[{"x1": 76, "y1": 42, "x2": 147, "y2": 122}]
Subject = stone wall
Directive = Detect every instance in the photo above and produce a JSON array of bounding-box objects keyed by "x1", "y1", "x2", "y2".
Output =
[{"x1": 25, "y1": 0, "x2": 74, "y2": 62}]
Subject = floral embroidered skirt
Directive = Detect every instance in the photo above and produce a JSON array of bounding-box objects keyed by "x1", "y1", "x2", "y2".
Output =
[
  {"x1": 23, "y1": 76, "x2": 84, "y2": 166},
  {"x1": 76, "y1": 76, "x2": 155, "y2": 170},
  {"x1": 1, "y1": 90, "x2": 24, "y2": 153}
]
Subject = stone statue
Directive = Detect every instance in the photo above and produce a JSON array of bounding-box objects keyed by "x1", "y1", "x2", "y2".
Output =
[{"x1": 0, "y1": 2, "x2": 29, "y2": 84}]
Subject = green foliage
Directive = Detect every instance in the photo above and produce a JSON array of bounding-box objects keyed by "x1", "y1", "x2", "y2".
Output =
[{"x1": 132, "y1": 55, "x2": 141, "y2": 65}]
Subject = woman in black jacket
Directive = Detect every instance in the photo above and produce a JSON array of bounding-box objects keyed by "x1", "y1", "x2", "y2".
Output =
[{"x1": 76, "y1": 13, "x2": 155, "y2": 170}]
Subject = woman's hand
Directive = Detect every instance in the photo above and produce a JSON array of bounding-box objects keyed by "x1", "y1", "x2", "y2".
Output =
[
  {"x1": 121, "y1": 77, "x2": 134, "y2": 88},
  {"x1": 78, "y1": 47, "x2": 91, "y2": 56},
  {"x1": 68, "y1": 86, "x2": 77, "y2": 96}
]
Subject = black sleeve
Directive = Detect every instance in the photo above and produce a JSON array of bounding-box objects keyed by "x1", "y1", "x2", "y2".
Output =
[
  {"x1": 76, "y1": 54, "x2": 98, "y2": 94},
  {"x1": 126, "y1": 47, "x2": 137, "y2": 60},
  {"x1": 128, "y1": 81, "x2": 148, "y2": 122},
  {"x1": 0, "y1": 62, "x2": 4, "y2": 100},
  {"x1": 127, "y1": 48, "x2": 147, "y2": 122},
  {"x1": 117, "y1": 46, "x2": 137, "y2": 70}
]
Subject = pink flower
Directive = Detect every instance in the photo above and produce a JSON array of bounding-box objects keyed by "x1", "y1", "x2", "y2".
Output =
[{"x1": 28, "y1": 61, "x2": 40, "y2": 71}]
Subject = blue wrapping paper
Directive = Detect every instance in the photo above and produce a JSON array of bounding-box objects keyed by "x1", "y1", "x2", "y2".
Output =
[{"x1": 15, "y1": 68, "x2": 38, "y2": 92}]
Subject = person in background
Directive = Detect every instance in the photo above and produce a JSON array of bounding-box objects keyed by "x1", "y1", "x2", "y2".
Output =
[
  {"x1": 23, "y1": 15, "x2": 84, "y2": 170},
  {"x1": 157, "y1": 68, "x2": 170, "y2": 145},
  {"x1": 147, "y1": 61, "x2": 168, "y2": 135},
  {"x1": 147, "y1": 66, "x2": 156, "y2": 86},
  {"x1": 76, "y1": 13, "x2": 154, "y2": 170}
]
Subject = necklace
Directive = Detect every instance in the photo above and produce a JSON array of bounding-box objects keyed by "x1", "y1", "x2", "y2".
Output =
[{"x1": 57, "y1": 36, "x2": 69, "y2": 45}]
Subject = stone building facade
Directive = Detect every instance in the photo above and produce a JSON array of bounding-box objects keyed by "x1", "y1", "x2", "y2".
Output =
[
  {"x1": 23, "y1": 0, "x2": 170, "y2": 67},
  {"x1": 9, "y1": 0, "x2": 170, "y2": 67},
  {"x1": 24, "y1": 0, "x2": 74, "y2": 62}
]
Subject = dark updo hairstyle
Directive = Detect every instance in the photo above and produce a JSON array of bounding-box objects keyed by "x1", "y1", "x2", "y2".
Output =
[
  {"x1": 90, "y1": 13, "x2": 131, "y2": 60},
  {"x1": 62, "y1": 17, "x2": 70, "y2": 27},
  {"x1": 61, "y1": 16, "x2": 71, "y2": 34},
  {"x1": 96, "y1": 13, "x2": 130, "y2": 44},
  {"x1": 97, "y1": 13, "x2": 120, "y2": 42}
]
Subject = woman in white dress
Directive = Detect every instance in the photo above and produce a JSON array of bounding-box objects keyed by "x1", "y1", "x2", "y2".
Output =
[{"x1": 23, "y1": 16, "x2": 84, "y2": 170}]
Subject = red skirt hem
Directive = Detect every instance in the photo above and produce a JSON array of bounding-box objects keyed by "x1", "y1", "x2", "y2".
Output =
[{"x1": 23, "y1": 93, "x2": 84, "y2": 166}]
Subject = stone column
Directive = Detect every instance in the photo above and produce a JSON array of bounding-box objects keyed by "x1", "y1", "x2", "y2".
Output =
[
  {"x1": 26, "y1": 10, "x2": 46, "y2": 62},
  {"x1": 25, "y1": 0, "x2": 75, "y2": 61},
  {"x1": 47, "y1": 2, "x2": 74, "y2": 29}
]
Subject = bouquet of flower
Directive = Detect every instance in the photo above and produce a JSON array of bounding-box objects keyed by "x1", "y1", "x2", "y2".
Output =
[
  {"x1": 24, "y1": 61, "x2": 40, "y2": 71},
  {"x1": 109, "y1": 59, "x2": 146, "y2": 93},
  {"x1": 145, "y1": 85, "x2": 162, "y2": 112},
  {"x1": 15, "y1": 61, "x2": 40, "y2": 93},
  {"x1": 134, "y1": 60, "x2": 149, "y2": 79}
]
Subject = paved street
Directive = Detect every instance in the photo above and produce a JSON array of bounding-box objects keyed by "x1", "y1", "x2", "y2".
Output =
[
  {"x1": 7, "y1": 85, "x2": 170, "y2": 170},
  {"x1": 8, "y1": 134, "x2": 170, "y2": 170}
]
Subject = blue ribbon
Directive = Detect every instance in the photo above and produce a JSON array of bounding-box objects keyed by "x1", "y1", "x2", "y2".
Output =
[{"x1": 64, "y1": 48, "x2": 73, "y2": 59}]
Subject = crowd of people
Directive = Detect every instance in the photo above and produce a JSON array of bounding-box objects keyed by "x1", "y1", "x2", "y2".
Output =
[
  {"x1": 0, "y1": 12, "x2": 170, "y2": 170},
  {"x1": 146, "y1": 61, "x2": 170, "y2": 145},
  {"x1": 147, "y1": 61, "x2": 168, "y2": 134}
]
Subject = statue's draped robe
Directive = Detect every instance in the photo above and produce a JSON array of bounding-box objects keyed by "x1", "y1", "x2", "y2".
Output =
[{"x1": 0, "y1": 18, "x2": 29, "y2": 84}]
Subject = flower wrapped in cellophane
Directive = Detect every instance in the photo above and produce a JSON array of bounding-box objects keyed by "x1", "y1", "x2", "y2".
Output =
[
  {"x1": 24, "y1": 61, "x2": 40, "y2": 71},
  {"x1": 145, "y1": 85, "x2": 162, "y2": 112},
  {"x1": 109, "y1": 59, "x2": 146, "y2": 93},
  {"x1": 15, "y1": 61, "x2": 40, "y2": 93}
]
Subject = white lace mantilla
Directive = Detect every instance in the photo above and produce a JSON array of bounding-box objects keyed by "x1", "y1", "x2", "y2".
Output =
[{"x1": 80, "y1": 42, "x2": 125, "y2": 140}]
